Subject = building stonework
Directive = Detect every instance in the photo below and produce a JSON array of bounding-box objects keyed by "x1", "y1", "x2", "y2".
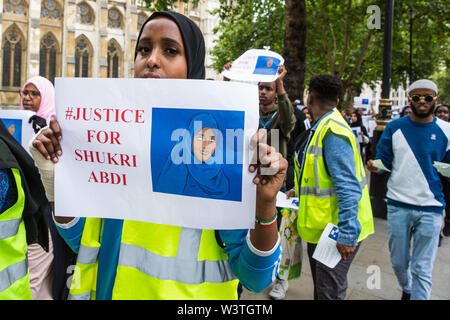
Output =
[{"x1": 0, "y1": 0, "x2": 220, "y2": 109}]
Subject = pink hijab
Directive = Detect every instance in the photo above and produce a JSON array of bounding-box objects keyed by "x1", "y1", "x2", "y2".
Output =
[{"x1": 20, "y1": 76, "x2": 55, "y2": 121}]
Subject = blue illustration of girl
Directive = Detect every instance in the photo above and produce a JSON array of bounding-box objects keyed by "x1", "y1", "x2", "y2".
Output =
[{"x1": 154, "y1": 112, "x2": 230, "y2": 199}]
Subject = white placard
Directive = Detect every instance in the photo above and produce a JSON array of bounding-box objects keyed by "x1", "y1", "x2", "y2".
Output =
[
  {"x1": 312, "y1": 223, "x2": 342, "y2": 268},
  {"x1": 433, "y1": 161, "x2": 450, "y2": 178},
  {"x1": 276, "y1": 191, "x2": 299, "y2": 210},
  {"x1": 222, "y1": 49, "x2": 284, "y2": 83},
  {"x1": 373, "y1": 159, "x2": 391, "y2": 172},
  {"x1": 0, "y1": 109, "x2": 36, "y2": 156},
  {"x1": 351, "y1": 126, "x2": 363, "y2": 143},
  {"x1": 353, "y1": 97, "x2": 371, "y2": 114},
  {"x1": 54, "y1": 78, "x2": 259, "y2": 230}
]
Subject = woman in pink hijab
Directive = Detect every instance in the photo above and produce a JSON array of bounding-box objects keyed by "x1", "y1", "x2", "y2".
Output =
[
  {"x1": 20, "y1": 76, "x2": 56, "y2": 299},
  {"x1": 20, "y1": 76, "x2": 55, "y2": 133}
]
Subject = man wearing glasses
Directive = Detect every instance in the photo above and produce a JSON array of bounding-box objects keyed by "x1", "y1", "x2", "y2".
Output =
[{"x1": 367, "y1": 79, "x2": 449, "y2": 300}]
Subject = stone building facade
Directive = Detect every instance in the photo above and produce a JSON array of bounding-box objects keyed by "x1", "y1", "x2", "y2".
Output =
[{"x1": 0, "y1": 0, "x2": 220, "y2": 108}]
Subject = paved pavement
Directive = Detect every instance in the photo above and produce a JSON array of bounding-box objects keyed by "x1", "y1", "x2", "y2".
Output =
[{"x1": 241, "y1": 217, "x2": 450, "y2": 300}]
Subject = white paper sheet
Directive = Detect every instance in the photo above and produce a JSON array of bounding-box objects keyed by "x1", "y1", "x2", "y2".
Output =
[
  {"x1": 433, "y1": 161, "x2": 450, "y2": 178},
  {"x1": 312, "y1": 223, "x2": 342, "y2": 268},
  {"x1": 0, "y1": 109, "x2": 36, "y2": 156},
  {"x1": 54, "y1": 78, "x2": 259, "y2": 230},
  {"x1": 351, "y1": 126, "x2": 363, "y2": 143},
  {"x1": 373, "y1": 159, "x2": 391, "y2": 172},
  {"x1": 276, "y1": 191, "x2": 299, "y2": 210},
  {"x1": 221, "y1": 49, "x2": 284, "y2": 83}
]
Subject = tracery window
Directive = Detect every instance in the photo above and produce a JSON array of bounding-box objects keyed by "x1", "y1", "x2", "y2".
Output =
[
  {"x1": 108, "y1": 8, "x2": 122, "y2": 29},
  {"x1": 74, "y1": 37, "x2": 92, "y2": 78},
  {"x1": 40, "y1": 33, "x2": 59, "y2": 84},
  {"x1": 137, "y1": 13, "x2": 147, "y2": 31},
  {"x1": 76, "y1": 2, "x2": 94, "y2": 25},
  {"x1": 2, "y1": 27, "x2": 24, "y2": 87},
  {"x1": 3, "y1": 0, "x2": 27, "y2": 16},
  {"x1": 107, "y1": 41, "x2": 121, "y2": 78},
  {"x1": 41, "y1": 0, "x2": 62, "y2": 20}
]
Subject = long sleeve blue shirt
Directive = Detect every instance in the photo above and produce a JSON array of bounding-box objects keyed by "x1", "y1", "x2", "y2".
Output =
[
  {"x1": 323, "y1": 131, "x2": 362, "y2": 246},
  {"x1": 300, "y1": 109, "x2": 362, "y2": 246},
  {"x1": 375, "y1": 115, "x2": 450, "y2": 213}
]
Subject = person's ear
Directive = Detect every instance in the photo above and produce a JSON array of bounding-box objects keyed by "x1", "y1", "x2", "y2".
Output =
[{"x1": 307, "y1": 93, "x2": 313, "y2": 107}]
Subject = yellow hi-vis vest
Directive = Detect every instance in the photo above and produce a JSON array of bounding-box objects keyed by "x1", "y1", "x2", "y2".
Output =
[
  {"x1": 294, "y1": 108, "x2": 374, "y2": 244},
  {"x1": 68, "y1": 219, "x2": 239, "y2": 300},
  {"x1": 0, "y1": 168, "x2": 32, "y2": 300}
]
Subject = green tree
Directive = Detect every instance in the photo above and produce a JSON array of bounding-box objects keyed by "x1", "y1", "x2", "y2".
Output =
[
  {"x1": 434, "y1": 69, "x2": 450, "y2": 104},
  {"x1": 142, "y1": 0, "x2": 199, "y2": 12},
  {"x1": 210, "y1": 0, "x2": 285, "y2": 72},
  {"x1": 390, "y1": 1, "x2": 449, "y2": 89},
  {"x1": 283, "y1": 0, "x2": 307, "y2": 102},
  {"x1": 305, "y1": 0, "x2": 381, "y2": 109},
  {"x1": 210, "y1": 0, "x2": 449, "y2": 109}
]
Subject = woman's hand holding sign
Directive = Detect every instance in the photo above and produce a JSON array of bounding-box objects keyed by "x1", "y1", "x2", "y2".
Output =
[
  {"x1": 32, "y1": 119, "x2": 63, "y2": 163},
  {"x1": 249, "y1": 128, "x2": 287, "y2": 251}
]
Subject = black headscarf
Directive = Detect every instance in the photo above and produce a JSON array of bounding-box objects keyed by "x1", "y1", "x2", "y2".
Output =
[
  {"x1": 0, "y1": 120, "x2": 49, "y2": 251},
  {"x1": 134, "y1": 11, "x2": 206, "y2": 80},
  {"x1": 350, "y1": 112, "x2": 368, "y2": 137}
]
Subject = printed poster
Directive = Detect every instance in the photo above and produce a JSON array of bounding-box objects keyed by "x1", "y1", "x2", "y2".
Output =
[
  {"x1": 221, "y1": 49, "x2": 284, "y2": 83},
  {"x1": 0, "y1": 109, "x2": 36, "y2": 155},
  {"x1": 351, "y1": 126, "x2": 363, "y2": 143},
  {"x1": 54, "y1": 78, "x2": 259, "y2": 230}
]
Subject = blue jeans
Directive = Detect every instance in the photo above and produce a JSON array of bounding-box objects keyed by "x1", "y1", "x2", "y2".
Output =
[{"x1": 387, "y1": 204, "x2": 442, "y2": 300}]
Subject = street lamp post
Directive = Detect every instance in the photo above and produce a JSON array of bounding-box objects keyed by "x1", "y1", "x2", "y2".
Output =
[{"x1": 369, "y1": 0, "x2": 394, "y2": 219}]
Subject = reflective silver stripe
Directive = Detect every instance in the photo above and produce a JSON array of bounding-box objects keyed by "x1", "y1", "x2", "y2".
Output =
[
  {"x1": 327, "y1": 117, "x2": 354, "y2": 134},
  {"x1": 0, "y1": 218, "x2": 22, "y2": 240},
  {"x1": 360, "y1": 175, "x2": 368, "y2": 189},
  {"x1": 68, "y1": 245, "x2": 98, "y2": 300},
  {"x1": 300, "y1": 186, "x2": 337, "y2": 198},
  {"x1": 307, "y1": 145, "x2": 322, "y2": 157},
  {"x1": 0, "y1": 259, "x2": 27, "y2": 293},
  {"x1": 68, "y1": 292, "x2": 91, "y2": 300},
  {"x1": 309, "y1": 114, "x2": 366, "y2": 196},
  {"x1": 76, "y1": 245, "x2": 100, "y2": 264},
  {"x1": 301, "y1": 177, "x2": 366, "y2": 199},
  {"x1": 177, "y1": 228, "x2": 202, "y2": 260},
  {"x1": 118, "y1": 229, "x2": 236, "y2": 284}
]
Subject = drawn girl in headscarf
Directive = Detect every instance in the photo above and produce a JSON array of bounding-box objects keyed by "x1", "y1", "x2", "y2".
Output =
[{"x1": 155, "y1": 112, "x2": 230, "y2": 199}]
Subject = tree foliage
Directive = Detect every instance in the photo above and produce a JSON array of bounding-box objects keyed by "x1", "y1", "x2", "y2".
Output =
[
  {"x1": 210, "y1": 0, "x2": 285, "y2": 72},
  {"x1": 141, "y1": 0, "x2": 199, "y2": 12},
  {"x1": 434, "y1": 69, "x2": 450, "y2": 105},
  {"x1": 210, "y1": 0, "x2": 449, "y2": 108}
]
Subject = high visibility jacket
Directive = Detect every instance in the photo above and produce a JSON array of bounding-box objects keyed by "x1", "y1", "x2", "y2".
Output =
[
  {"x1": 294, "y1": 109, "x2": 374, "y2": 244},
  {"x1": 68, "y1": 219, "x2": 239, "y2": 300},
  {"x1": 0, "y1": 168, "x2": 32, "y2": 300}
]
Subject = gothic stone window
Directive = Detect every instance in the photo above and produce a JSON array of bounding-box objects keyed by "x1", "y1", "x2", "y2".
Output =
[
  {"x1": 2, "y1": 27, "x2": 24, "y2": 87},
  {"x1": 75, "y1": 37, "x2": 92, "y2": 77},
  {"x1": 137, "y1": 13, "x2": 147, "y2": 31},
  {"x1": 41, "y1": 0, "x2": 62, "y2": 20},
  {"x1": 108, "y1": 8, "x2": 122, "y2": 29},
  {"x1": 40, "y1": 33, "x2": 59, "y2": 84},
  {"x1": 3, "y1": 0, "x2": 27, "y2": 16},
  {"x1": 107, "y1": 41, "x2": 121, "y2": 78},
  {"x1": 76, "y1": 3, "x2": 94, "y2": 25}
]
